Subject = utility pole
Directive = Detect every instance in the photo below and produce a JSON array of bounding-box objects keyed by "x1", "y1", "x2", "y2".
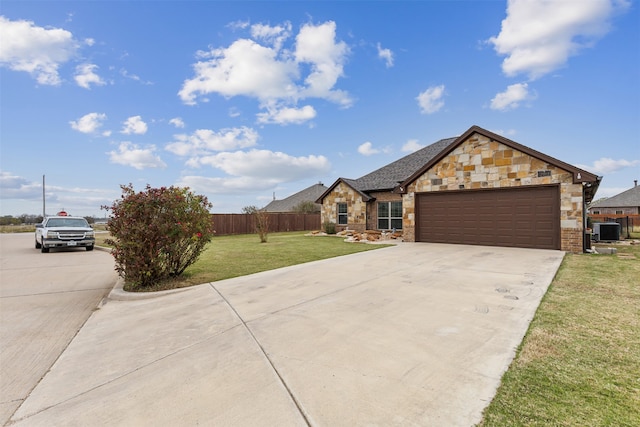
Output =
[{"x1": 42, "y1": 175, "x2": 46, "y2": 218}]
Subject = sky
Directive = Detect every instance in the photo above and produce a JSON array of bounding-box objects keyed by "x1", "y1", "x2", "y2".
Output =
[{"x1": 1, "y1": 0, "x2": 639, "y2": 217}]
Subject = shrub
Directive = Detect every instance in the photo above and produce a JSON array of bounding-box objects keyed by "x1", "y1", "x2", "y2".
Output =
[
  {"x1": 324, "y1": 221, "x2": 336, "y2": 234},
  {"x1": 242, "y1": 205, "x2": 269, "y2": 243},
  {"x1": 103, "y1": 184, "x2": 214, "y2": 289}
]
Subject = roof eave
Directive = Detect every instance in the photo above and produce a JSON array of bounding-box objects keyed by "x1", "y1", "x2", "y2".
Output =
[
  {"x1": 397, "y1": 125, "x2": 602, "y2": 194},
  {"x1": 315, "y1": 178, "x2": 372, "y2": 203}
]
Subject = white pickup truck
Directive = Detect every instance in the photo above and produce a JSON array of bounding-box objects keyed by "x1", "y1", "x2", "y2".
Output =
[{"x1": 35, "y1": 216, "x2": 95, "y2": 253}]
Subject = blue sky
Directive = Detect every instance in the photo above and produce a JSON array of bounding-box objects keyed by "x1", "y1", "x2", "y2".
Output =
[{"x1": 1, "y1": 0, "x2": 638, "y2": 217}]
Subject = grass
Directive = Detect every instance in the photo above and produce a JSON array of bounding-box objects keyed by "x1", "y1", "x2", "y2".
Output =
[
  {"x1": 479, "y1": 241, "x2": 640, "y2": 426},
  {"x1": 121, "y1": 231, "x2": 392, "y2": 291}
]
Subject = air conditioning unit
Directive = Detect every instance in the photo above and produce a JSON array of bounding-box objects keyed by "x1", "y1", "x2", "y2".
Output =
[{"x1": 592, "y1": 222, "x2": 620, "y2": 241}]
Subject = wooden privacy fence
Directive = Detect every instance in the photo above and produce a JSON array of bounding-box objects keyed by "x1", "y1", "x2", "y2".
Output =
[{"x1": 211, "y1": 213, "x2": 321, "y2": 236}]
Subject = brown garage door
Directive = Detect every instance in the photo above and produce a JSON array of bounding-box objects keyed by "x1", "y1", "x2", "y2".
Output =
[{"x1": 415, "y1": 186, "x2": 560, "y2": 250}]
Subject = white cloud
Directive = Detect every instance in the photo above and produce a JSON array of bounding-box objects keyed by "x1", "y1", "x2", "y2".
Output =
[
  {"x1": 70, "y1": 112, "x2": 107, "y2": 134},
  {"x1": 357, "y1": 141, "x2": 392, "y2": 156},
  {"x1": 177, "y1": 175, "x2": 281, "y2": 194},
  {"x1": 120, "y1": 68, "x2": 152, "y2": 85},
  {"x1": 256, "y1": 104, "x2": 316, "y2": 125},
  {"x1": 490, "y1": 128, "x2": 517, "y2": 137},
  {"x1": 251, "y1": 22, "x2": 292, "y2": 50},
  {"x1": 0, "y1": 16, "x2": 79, "y2": 85},
  {"x1": 179, "y1": 38, "x2": 298, "y2": 104},
  {"x1": 358, "y1": 141, "x2": 380, "y2": 156},
  {"x1": 490, "y1": 82, "x2": 534, "y2": 111},
  {"x1": 189, "y1": 149, "x2": 330, "y2": 182},
  {"x1": 227, "y1": 20, "x2": 250, "y2": 31},
  {"x1": 377, "y1": 43, "x2": 394, "y2": 68},
  {"x1": 166, "y1": 126, "x2": 259, "y2": 157},
  {"x1": 576, "y1": 157, "x2": 640, "y2": 174},
  {"x1": 228, "y1": 107, "x2": 241, "y2": 118},
  {"x1": 417, "y1": 85, "x2": 445, "y2": 114},
  {"x1": 121, "y1": 115, "x2": 148, "y2": 135},
  {"x1": 169, "y1": 117, "x2": 185, "y2": 128},
  {"x1": 402, "y1": 139, "x2": 424, "y2": 153},
  {"x1": 74, "y1": 63, "x2": 105, "y2": 89},
  {"x1": 0, "y1": 171, "x2": 118, "y2": 215},
  {"x1": 0, "y1": 171, "x2": 42, "y2": 199},
  {"x1": 108, "y1": 142, "x2": 166, "y2": 170},
  {"x1": 295, "y1": 21, "x2": 351, "y2": 105},
  {"x1": 488, "y1": 0, "x2": 630, "y2": 79},
  {"x1": 179, "y1": 20, "x2": 352, "y2": 122}
]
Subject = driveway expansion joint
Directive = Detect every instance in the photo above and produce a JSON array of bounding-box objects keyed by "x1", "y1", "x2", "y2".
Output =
[{"x1": 209, "y1": 282, "x2": 313, "y2": 427}]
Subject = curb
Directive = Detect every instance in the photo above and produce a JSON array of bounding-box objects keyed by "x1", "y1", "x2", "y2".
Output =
[
  {"x1": 95, "y1": 245, "x2": 202, "y2": 302},
  {"x1": 108, "y1": 277, "x2": 196, "y2": 301}
]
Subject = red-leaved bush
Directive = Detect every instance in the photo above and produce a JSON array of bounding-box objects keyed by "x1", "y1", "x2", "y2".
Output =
[{"x1": 103, "y1": 184, "x2": 214, "y2": 288}]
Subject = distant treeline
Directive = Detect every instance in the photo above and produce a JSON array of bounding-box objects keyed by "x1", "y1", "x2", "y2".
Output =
[{"x1": 0, "y1": 215, "x2": 104, "y2": 225}]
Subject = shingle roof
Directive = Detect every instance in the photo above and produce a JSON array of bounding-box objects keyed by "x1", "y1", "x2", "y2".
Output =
[
  {"x1": 350, "y1": 137, "x2": 458, "y2": 192},
  {"x1": 318, "y1": 125, "x2": 602, "y2": 204},
  {"x1": 263, "y1": 183, "x2": 328, "y2": 212},
  {"x1": 590, "y1": 185, "x2": 640, "y2": 208}
]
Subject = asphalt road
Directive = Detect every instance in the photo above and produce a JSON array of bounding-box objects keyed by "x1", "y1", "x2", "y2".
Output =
[{"x1": 0, "y1": 233, "x2": 117, "y2": 426}]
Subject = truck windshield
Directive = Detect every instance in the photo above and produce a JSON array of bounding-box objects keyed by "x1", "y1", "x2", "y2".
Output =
[{"x1": 46, "y1": 218, "x2": 89, "y2": 228}]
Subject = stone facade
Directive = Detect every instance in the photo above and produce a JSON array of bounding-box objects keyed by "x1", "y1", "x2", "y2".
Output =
[
  {"x1": 320, "y1": 182, "x2": 367, "y2": 232},
  {"x1": 402, "y1": 132, "x2": 585, "y2": 253}
]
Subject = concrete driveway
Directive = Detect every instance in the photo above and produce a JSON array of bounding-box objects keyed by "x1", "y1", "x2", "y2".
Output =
[{"x1": 8, "y1": 242, "x2": 564, "y2": 426}]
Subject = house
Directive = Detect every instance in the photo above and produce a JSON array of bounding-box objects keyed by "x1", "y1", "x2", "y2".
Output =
[
  {"x1": 263, "y1": 183, "x2": 328, "y2": 213},
  {"x1": 588, "y1": 182, "x2": 640, "y2": 215},
  {"x1": 317, "y1": 125, "x2": 600, "y2": 253}
]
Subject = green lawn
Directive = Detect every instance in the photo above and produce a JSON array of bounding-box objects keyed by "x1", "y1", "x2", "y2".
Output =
[
  {"x1": 479, "y1": 242, "x2": 640, "y2": 426},
  {"x1": 122, "y1": 231, "x2": 391, "y2": 291}
]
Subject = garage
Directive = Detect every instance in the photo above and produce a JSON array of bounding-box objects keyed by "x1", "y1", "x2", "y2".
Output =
[{"x1": 415, "y1": 185, "x2": 560, "y2": 250}]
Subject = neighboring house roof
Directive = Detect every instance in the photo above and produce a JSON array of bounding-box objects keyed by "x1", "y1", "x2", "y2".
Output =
[
  {"x1": 589, "y1": 185, "x2": 640, "y2": 208},
  {"x1": 263, "y1": 183, "x2": 328, "y2": 212},
  {"x1": 316, "y1": 137, "x2": 458, "y2": 203},
  {"x1": 318, "y1": 125, "x2": 602, "y2": 204}
]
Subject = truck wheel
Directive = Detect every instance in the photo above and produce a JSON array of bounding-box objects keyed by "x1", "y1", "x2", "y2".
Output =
[
  {"x1": 86, "y1": 245, "x2": 94, "y2": 251},
  {"x1": 41, "y1": 245, "x2": 50, "y2": 253},
  {"x1": 35, "y1": 239, "x2": 41, "y2": 249}
]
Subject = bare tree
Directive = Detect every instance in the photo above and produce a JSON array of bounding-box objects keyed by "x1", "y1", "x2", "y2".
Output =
[{"x1": 242, "y1": 205, "x2": 269, "y2": 243}]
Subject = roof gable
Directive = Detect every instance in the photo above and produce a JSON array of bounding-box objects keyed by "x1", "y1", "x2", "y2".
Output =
[
  {"x1": 397, "y1": 126, "x2": 601, "y2": 201},
  {"x1": 315, "y1": 178, "x2": 372, "y2": 203},
  {"x1": 590, "y1": 185, "x2": 640, "y2": 208}
]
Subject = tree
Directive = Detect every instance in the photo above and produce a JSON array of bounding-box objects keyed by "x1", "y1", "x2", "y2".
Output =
[
  {"x1": 292, "y1": 200, "x2": 320, "y2": 213},
  {"x1": 103, "y1": 184, "x2": 214, "y2": 289},
  {"x1": 242, "y1": 205, "x2": 269, "y2": 243}
]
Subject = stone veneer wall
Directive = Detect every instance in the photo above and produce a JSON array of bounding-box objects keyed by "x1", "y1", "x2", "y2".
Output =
[
  {"x1": 403, "y1": 132, "x2": 585, "y2": 253},
  {"x1": 321, "y1": 182, "x2": 367, "y2": 232}
]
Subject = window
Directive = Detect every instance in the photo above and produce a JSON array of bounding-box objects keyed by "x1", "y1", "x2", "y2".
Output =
[
  {"x1": 592, "y1": 210, "x2": 600, "y2": 215},
  {"x1": 616, "y1": 210, "x2": 623, "y2": 215},
  {"x1": 378, "y1": 201, "x2": 402, "y2": 230},
  {"x1": 337, "y1": 203, "x2": 347, "y2": 225}
]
